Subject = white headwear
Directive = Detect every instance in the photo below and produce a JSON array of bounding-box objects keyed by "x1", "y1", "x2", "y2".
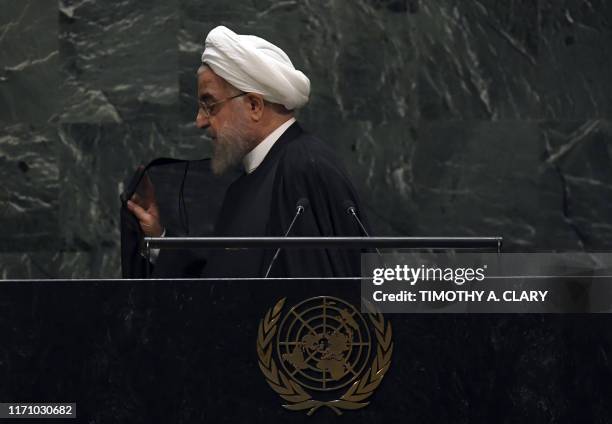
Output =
[{"x1": 201, "y1": 26, "x2": 310, "y2": 110}]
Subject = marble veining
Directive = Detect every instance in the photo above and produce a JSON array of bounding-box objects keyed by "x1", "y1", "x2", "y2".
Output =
[{"x1": 0, "y1": 0, "x2": 610, "y2": 277}]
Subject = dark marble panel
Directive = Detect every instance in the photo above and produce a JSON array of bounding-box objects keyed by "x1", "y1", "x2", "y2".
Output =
[
  {"x1": 58, "y1": 0, "x2": 179, "y2": 123},
  {"x1": 376, "y1": 119, "x2": 612, "y2": 250},
  {"x1": 1, "y1": 0, "x2": 611, "y2": 279},
  {"x1": 0, "y1": 253, "x2": 57, "y2": 279},
  {"x1": 57, "y1": 122, "x2": 188, "y2": 259},
  {"x1": 540, "y1": 120, "x2": 612, "y2": 249},
  {"x1": 56, "y1": 249, "x2": 121, "y2": 278},
  {"x1": 372, "y1": 120, "x2": 593, "y2": 249},
  {"x1": 0, "y1": 0, "x2": 60, "y2": 124},
  {"x1": 0, "y1": 124, "x2": 59, "y2": 251},
  {"x1": 412, "y1": 121, "x2": 551, "y2": 246},
  {"x1": 0, "y1": 250, "x2": 121, "y2": 279},
  {"x1": 539, "y1": 0, "x2": 612, "y2": 119},
  {"x1": 348, "y1": 121, "x2": 419, "y2": 236},
  {"x1": 414, "y1": 0, "x2": 540, "y2": 120}
]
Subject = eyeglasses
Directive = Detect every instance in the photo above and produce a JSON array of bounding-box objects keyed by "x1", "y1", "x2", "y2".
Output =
[{"x1": 197, "y1": 92, "x2": 246, "y2": 118}]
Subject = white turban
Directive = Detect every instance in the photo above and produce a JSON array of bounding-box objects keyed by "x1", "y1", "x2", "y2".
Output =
[{"x1": 201, "y1": 26, "x2": 310, "y2": 110}]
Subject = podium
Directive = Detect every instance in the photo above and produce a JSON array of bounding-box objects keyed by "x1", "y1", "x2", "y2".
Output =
[{"x1": 4, "y1": 236, "x2": 612, "y2": 422}]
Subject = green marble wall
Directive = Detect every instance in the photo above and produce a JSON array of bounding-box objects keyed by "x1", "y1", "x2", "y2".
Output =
[{"x1": 1, "y1": 0, "x2": 611, "y2": 278}]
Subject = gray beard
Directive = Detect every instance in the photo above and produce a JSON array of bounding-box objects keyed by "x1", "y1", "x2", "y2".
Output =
[{"x1": 210, "y1": 123, "x2": 252, "y2": 176}]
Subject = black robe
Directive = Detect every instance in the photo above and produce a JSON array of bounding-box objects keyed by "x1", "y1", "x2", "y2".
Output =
[
  {"x1": 120, "y1": 158, "x2": 237, "y2": 278},
  {"x1": 202, "y1": 122, "x2": 367, "y2": 278},
  {"x1": 120, "y1": 122, "x2": 368, "y2": 279}
]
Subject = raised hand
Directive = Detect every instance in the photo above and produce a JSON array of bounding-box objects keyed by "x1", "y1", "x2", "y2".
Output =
[{"x1": 126, "y1": 167, "x2": 164, "y2": 237}]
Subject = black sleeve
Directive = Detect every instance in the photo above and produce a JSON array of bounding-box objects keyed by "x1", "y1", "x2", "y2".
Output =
[
  {"x1": 120, "y1": 214, "x2": 206, "y2": 278},
  {"x1": 120, "y1": 204, "x2": 149, "y2": 278},
  {"x1": 267, "y1": 142, "x2": 367, "y2": 278},
  {"x1": 150, "y1": 228, "x2": 207, "y2": 278}
]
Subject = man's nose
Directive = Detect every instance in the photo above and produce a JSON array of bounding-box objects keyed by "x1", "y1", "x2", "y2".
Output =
[{"x1": 195, "y1": 109, "x2": 210, "y2": 129}]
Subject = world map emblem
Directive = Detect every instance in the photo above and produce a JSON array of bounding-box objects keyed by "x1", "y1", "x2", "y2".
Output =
[{"x1": 256, "y1": 296, "x2": 393, "y2": 415}]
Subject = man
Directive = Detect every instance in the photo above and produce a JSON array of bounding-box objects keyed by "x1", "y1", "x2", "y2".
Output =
[{"x1": 127, "y1": 26, "x2": 367, "y2": 278}]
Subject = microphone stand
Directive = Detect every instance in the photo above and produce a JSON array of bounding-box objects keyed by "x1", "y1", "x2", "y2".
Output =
[{"x1": 264, "y1": 201, "x2": 307, "y2": 278}]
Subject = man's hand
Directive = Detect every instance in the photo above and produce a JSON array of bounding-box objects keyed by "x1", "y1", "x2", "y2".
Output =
[{"x1": 126, "y1": 167, "x2": 164, "y2": 237}]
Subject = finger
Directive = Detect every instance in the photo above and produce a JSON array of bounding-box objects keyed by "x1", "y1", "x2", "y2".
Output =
[
  {"x1": 130, "y1": 192, "x2": 151, "y2": 211},
  {"x1": 127, "y1": 200, "x2": 150, "y2": 222},
  {"x1": 130, "y1": 192, "x2": 142, "y2": 205},
  {"x1": 127, "y1": 201, "x2": 164, "y2": 236}
]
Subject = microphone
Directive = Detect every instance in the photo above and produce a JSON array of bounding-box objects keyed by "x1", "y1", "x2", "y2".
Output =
[
  {"x1": 264, "y1": 198, "x2": 309, "y2": 278},
  {"x1": 343, "y1": 200, "x2": 382, "y2": 256},
  {"x1": 343, "y1": 200, "x2": 371, "y2": 236},
  {"x1": 295, "y1": 197, "x2": 309, "y2": 217}
]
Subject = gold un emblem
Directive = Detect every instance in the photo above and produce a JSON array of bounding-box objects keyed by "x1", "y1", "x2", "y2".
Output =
[{"x1": 256, "y1": 296, "x2": 393, "y2": 415}]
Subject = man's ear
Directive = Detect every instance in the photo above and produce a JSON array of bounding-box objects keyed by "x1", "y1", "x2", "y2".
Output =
[{"x1": 246, "y1": 93, "x2": 265, "y2": 121}]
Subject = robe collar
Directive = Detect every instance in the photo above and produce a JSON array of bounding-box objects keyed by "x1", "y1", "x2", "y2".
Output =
[{"x1": 242, "y1": 117, "x2": 297, "y2": 174}]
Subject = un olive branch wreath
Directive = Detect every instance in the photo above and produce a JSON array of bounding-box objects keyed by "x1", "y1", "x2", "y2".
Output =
[{"x1": 256, "y1": 298, "x2": 393, "y2": 416}]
